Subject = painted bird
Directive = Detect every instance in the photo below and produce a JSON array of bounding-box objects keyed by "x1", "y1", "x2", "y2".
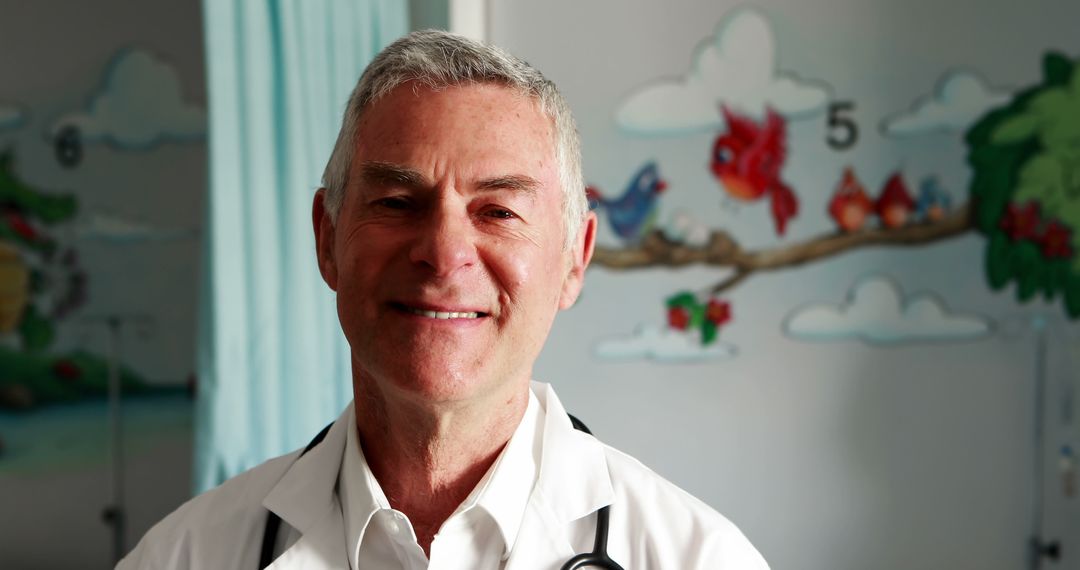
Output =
[
  {"x1": 915, "y1": 176, "x2": 953, "y2": 222},
  {"x1": 586, "y1": 162, "x2": 668, "y2": 243},
  {"x1": 710, "y1": 105, "x2": 798, "y2": 236},
  {"x1": 876, "y1": 172, "x2": 916, "y2": 229},
  {"x1": 827, "y1": 167, "x2": 873, "y2": 232}
]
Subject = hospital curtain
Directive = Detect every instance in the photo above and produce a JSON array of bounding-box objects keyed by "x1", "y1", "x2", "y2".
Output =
[{"x1": 196, "y1": 0, "x2": 408, "y2": 492}]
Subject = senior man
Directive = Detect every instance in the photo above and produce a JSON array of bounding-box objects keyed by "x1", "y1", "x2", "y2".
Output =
[{"x1": 119, "y1": 30, "x2": 768, "y2": 569}]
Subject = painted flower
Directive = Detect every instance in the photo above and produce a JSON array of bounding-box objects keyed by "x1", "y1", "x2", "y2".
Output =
[
  {"x1": 705, "y1": 299, "x2": 732, "y2": 326},
  {"x1": 1039, "y1": 220, "x2": 1074, "y2": 259},
  {"x1": 999, "y1": 201, "x2": 1042, "y2": 241},
  {"x1": 667, "y1": 306, "x2": 691, "y2": 330}
]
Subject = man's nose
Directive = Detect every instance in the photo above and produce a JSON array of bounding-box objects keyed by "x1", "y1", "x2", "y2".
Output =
[{"x1": 408, "y1": 205, "x2": 477, "y2": 276}]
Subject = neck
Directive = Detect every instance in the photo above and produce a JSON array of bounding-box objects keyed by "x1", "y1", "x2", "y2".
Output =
[{"x1": 352, "y1": 375, "x2": 529, "y2": 555}]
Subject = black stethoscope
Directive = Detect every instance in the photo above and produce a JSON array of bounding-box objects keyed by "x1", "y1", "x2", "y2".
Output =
[{"x1": 259, "y1": 414, "x2": 624, "y2": 570}]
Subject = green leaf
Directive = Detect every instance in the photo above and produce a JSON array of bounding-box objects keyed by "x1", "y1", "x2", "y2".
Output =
[
  {"x1": 700, "y1": 320, "x2": 718, "y2": 345},
  {"x1": 986, "y1": 233, "x2": 1014, "y2": 290},
  {"x1": 0, "y1": 158, "x2": 78, "y2": 224},
  {"x1": 991, "y1": 115, "x2": 1040, "y2": 145},
  {"x1": 666, "y1": 291, "x2": 697, "y2": 308},
  {"x1": 1042, "y1": 262, "x2": 1067, "y2": 300},
  {"x1": 17, "y1": 304, "x2": 54, "y2": 352},
  {"x1": 1066, "y1": 273, "x2": 1080, "y2": 318},
  {"x1": 1013, "y1": 242, "x2": 1044, "y2": 302},
  {"x1": 968, "y1": 142, "x2": 1040, "y2": 233},
  {"x1": 1043, "y1": 52, "x2": 1073, "y2": 87},
  {"x1": 689, "y1": 303, "x2": 705, "y2": 330}
]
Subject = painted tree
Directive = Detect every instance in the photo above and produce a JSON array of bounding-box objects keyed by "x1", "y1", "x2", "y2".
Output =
[
  {"x1": 968, "y1": 52, "x2": 1080, "y2": 316},
  {"x1": 589, "y1": 52, "x2": 1080, "y2": 339},
  {"x1": 0, "y1": 152, "x2": 144, "y2": 410},
  {"x1": 0, "y1": 151, "x2": 82, "y2": 350}
]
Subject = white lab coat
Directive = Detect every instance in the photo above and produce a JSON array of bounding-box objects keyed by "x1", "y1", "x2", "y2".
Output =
[{"x1": 118, "y1": 383, "x2": 769, "y2": 569}]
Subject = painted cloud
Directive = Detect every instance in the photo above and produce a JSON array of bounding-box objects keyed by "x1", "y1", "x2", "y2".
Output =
[
  {"x1": 51, "y1": 49, "x2": 205, "y2": 149},
  {"x1": 616, "y1": 8, "x2": 831, "y2": 135},
  {"x1": 0, "y1": 104, "x2": 26, "y2": 131},
  {"x1": 76, "y1": 212, "x2": 197, "y2": 244},
  {"x1": 784, "y1": 275, "x2": 992, "y2": 345},
  {"x1": 594, "y1": 324, "x2": 738, "y2": 363},
  {"x1": 881, "y1": 70, "x2": 1011, "y2": 137}
]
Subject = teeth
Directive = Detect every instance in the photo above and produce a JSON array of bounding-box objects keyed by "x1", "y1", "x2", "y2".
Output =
[{"x1": 405, "y1": 307, "x2": 480, "y2": 319}]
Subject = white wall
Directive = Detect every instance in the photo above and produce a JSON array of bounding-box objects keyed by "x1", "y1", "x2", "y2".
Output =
[{"x1": 490, "y1": 1, "x2": 1080, "y2": 568}]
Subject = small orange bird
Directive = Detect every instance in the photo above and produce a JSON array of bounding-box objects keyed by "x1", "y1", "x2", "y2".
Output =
[
  {"x1": 828, "y1": 167, "x2": 873, "y2": 232},
  {"x1": 876, "y1": 172, "x2": 916, "y2": 229},
  {"x1": 709, "y1": 105, "x2": 798, "y2": 236}
]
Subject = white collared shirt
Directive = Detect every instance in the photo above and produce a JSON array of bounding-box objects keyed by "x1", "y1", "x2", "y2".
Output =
[
  {"x1": 120, "y1": 382, "x2": 770, "y2": 569},
  {"x1": 338, "y1": 392, "x2": 542, "y2": 570}
]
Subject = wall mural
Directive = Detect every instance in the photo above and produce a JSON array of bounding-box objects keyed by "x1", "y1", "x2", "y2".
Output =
[
  {"x1": 0, "y1": 47, "x2": 202, "y2": 471},
  {"x1": 588, "y1": 7, "x2": 1079, "y2": 361},
  {"x1": 782, "y1": 274, "x2": 993, "y2": 346},
  {"x1": 50, "y1": 49, "x2": 206, "y2": 152}
]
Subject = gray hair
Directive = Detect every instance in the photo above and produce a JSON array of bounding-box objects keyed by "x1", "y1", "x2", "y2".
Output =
[{"x1": 321, "y1": 30, "x2": 587, "y2": 247}]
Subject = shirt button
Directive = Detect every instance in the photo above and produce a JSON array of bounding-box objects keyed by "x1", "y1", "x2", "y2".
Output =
[{"x1": 386, "y1": 511, "x2": 408, "y2": 534}]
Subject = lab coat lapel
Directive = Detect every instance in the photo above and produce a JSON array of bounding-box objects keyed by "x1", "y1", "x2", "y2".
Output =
[
  {"x1": 505, "y1": 384, "x2": 616, "y2": 568},
  {"x1": 262, "y1": 405, "x2": 352, "y2": 569},
  {"x1": 264, "y1": 506, "x2": 349, "y2": 569}
]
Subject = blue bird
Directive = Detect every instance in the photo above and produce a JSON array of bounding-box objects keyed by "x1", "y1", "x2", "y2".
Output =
[
  {"x1": 586, "y1": 162, "x2": 669, "y2": 243},
  {"x1": 915, "y1": 176, "x2": 953, "y2": 222}
]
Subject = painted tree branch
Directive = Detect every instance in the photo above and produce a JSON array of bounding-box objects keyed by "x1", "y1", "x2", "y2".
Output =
[{"x1": 591, "y1": 202, "x2": 975, "y2": 294}]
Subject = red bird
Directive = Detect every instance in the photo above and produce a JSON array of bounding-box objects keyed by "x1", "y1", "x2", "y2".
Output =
[
  {"x1": 710, "y1": 105, "x2": 798, "y2": 235},
  {"x1": 828, "y1": 167, "x2": 873, "y2": 232},
  {"x1": 876, "y1": 172, "x2": 916, "y2": 229}
]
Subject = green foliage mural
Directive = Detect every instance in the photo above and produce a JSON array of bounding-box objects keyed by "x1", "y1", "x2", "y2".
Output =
[
  {"x1": 0, "y1": 152, "x2": 147, "y2": 410},
  {"x1": 0, "y1": 150, "x2": 80, "y2": 350},
  {"x1": 967, "y1": 52, "x2": 1080, "y2": 317}
]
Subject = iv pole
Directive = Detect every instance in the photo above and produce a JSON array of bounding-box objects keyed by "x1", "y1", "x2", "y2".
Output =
[
  {"x1": 1028, "y1": 315, "x2": 1061, "y2": 569},
  {"x1": 102, "y1": 316, "x2": 124, "y2": 564},
  {"x1": 81, "y1": 313, "x2": 153, "y2": 565}
]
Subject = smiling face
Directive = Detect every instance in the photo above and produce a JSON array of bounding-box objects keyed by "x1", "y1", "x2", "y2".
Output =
[{"x1": 313, "y1": 82, "x2": 595, "y2": 407}]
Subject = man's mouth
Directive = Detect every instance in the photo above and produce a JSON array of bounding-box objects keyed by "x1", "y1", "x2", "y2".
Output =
[{"x1": 392, "y1": 302, "x2": 487, "y2": 320}]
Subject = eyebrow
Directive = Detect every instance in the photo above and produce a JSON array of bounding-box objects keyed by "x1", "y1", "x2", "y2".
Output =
[
  {"x1": 358, "y1": 161, "x2": 428, "y2": 191},
  {"x1": 359, "y1": 161, "x2": 539, "y2": 198},
  {"x1": 475, "y1": 175, "x2": 539, "y2": 198}
]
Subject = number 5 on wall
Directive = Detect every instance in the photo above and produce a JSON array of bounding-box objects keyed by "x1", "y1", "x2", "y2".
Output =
[{"x1": 826, "y1": 101, "x2": 858, "y2": 151}]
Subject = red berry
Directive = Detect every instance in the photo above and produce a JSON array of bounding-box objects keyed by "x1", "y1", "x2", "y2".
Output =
[
  {"x1": 705, "y1": 299, "x2": 732, "y2": 326},
  {"x1": 52, "y1": 360, "x2": 82, "y2": 382},
  {"x1": 667, "y1": 306, "x2": 690, "y2": 330}
]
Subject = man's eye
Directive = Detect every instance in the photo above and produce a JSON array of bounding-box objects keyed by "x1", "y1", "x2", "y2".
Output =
[
  {"x1": 374, "y1": 197, "x2": 411, "y2": 210},
  {"x1": 482, "y1": 208, "x2": 517, "y2": 220}
]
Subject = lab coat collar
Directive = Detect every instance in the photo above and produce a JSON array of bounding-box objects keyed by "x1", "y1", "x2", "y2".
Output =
[
  {"x1": 259, "y1": 385, "x2": 616, "y2": 567},
  {"x1": 262, "y1": 403, "x2": 351, "y2": 539},
  {"x1": 531, "y1": 381, "x2": 615, "y2": 525},
  {"x1": 501, "y1": 382, "x2": 616, "y2": 567}
]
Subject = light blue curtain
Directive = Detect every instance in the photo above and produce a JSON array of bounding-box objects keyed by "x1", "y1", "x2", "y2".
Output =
[{"x1": 196, "y1": 0, "x2": 408, "y2": 492}]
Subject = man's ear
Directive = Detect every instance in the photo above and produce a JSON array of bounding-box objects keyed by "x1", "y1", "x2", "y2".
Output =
[
  {"x1": 558, "y1": 212, "x2": 597, "y2": 310},
  {"x1": 312, "y1": 189, "x2": 338, "y2": 291}
]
